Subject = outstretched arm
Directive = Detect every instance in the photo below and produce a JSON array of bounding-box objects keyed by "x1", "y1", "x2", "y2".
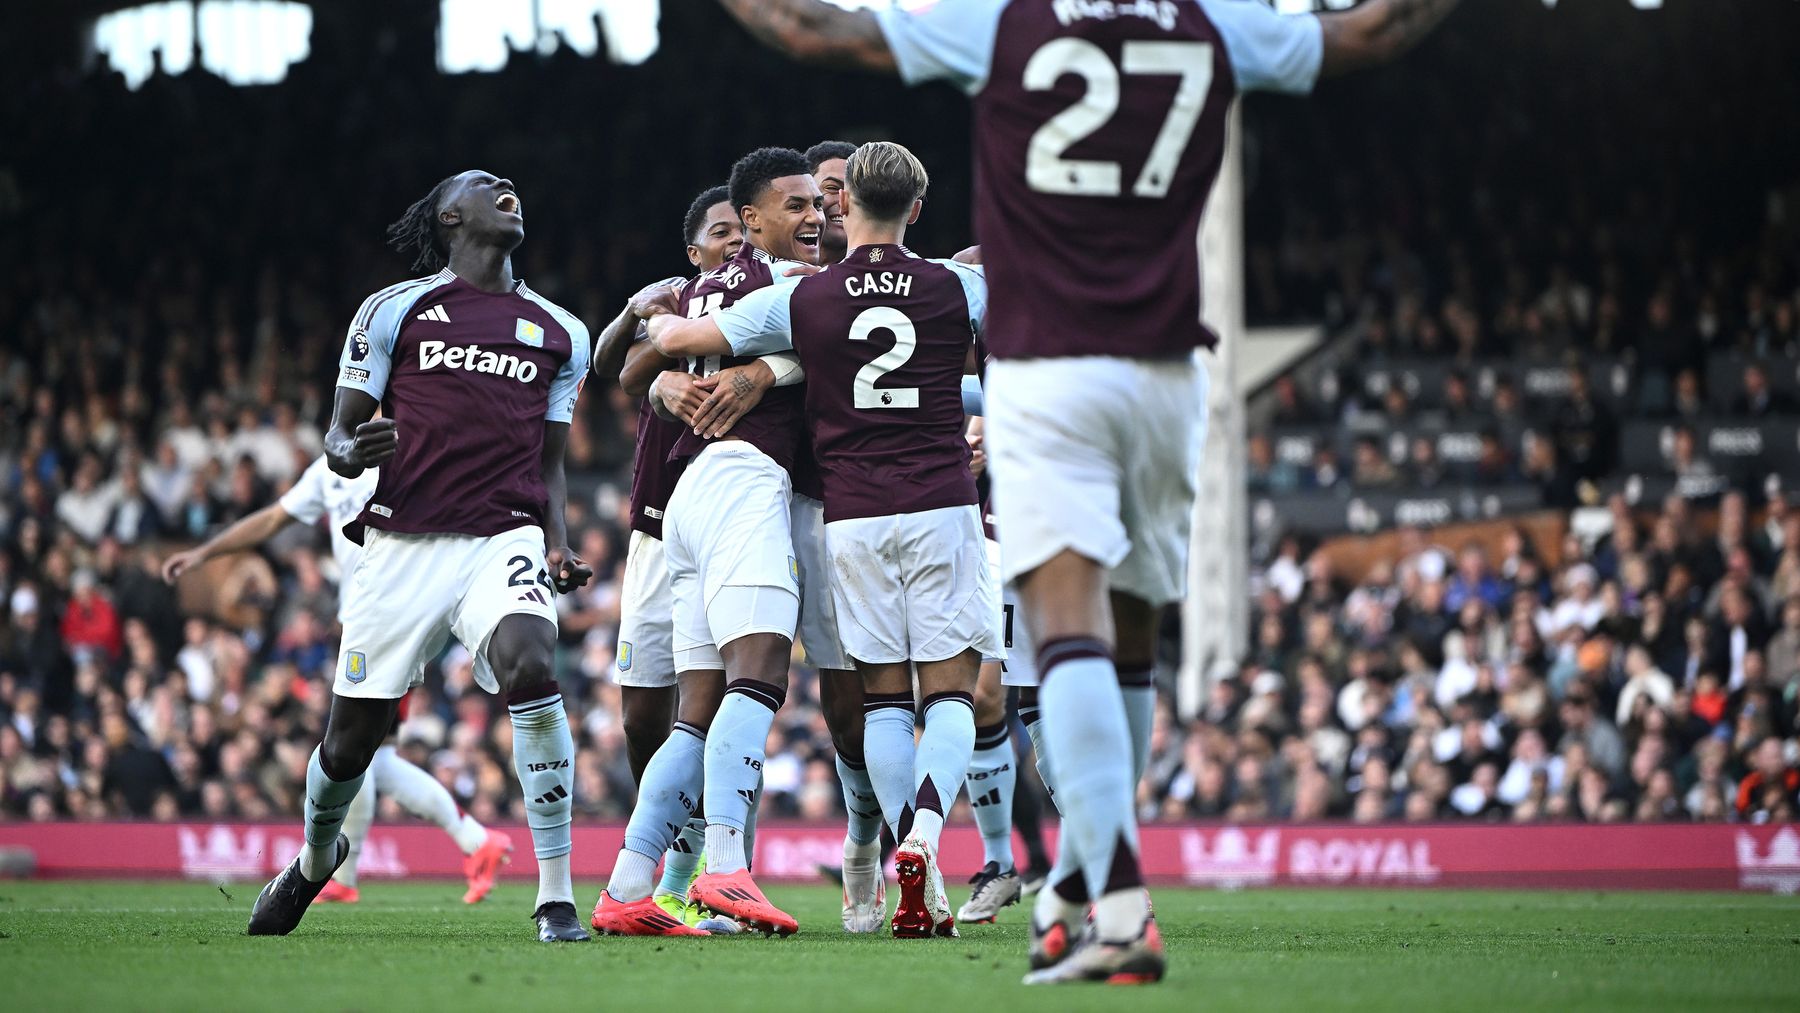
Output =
[
  {"x1": 1318, "y1": 0, "x2": 1460, "y2": 78},
  {"x1": 716, "y1": 0, "x2": 896, "y2": 72},
  {"x1": 649, "y1": 313, "x2": 734, "y2": 358},
  {"x1": 161, "y1": 501, "x2": 296, "y2": 583}
]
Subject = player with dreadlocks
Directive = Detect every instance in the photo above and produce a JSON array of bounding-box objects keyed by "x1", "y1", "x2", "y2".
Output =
[{"x1": 248, "y1": 170, "x2": 595, "y2": 943}]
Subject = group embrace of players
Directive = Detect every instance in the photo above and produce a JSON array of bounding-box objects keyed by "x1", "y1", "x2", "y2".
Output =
[
  {"x1": 588, "y1": 139, "x2": 1027, "y2": 946},
  {"x1": 237, "y1": 0, "x2": 1457, "y2": 986}
]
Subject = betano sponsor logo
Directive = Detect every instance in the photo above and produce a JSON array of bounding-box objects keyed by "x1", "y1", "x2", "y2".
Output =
[{"x1": 418, "y1": 339, "x2": 539, "y2": 383}]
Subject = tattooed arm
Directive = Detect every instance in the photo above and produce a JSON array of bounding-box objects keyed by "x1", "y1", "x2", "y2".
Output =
[
  {"x1": 1318, "y1": 0, "x2": 1460, "y2": 78},
  {"x1": 715, "y1": 0, "x2": 896, "y2": 72}
]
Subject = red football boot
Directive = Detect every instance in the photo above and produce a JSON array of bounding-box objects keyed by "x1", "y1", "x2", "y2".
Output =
[
  {"x1": 312, "y1": 880, "x2": 359, "y2": 905},
  {"x1": 690, "y1": 870, "x2": 798, "y2": 936},
  {"x1": 589, "y1": 891, "x2": 711, "y2": 936},
  {"x1": 462, "y1": 829, "x2": 513, "y2": 904}
]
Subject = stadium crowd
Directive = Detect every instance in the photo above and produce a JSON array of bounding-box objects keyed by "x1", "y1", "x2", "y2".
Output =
[{"x1": 4, "y1": 3, "x2": 1798, "y2": 831}]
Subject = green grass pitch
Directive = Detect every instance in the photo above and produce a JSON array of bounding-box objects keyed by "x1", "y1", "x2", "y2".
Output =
[{"x1": 1, "y1": 881, "x2": 1796, "y2": 1011}]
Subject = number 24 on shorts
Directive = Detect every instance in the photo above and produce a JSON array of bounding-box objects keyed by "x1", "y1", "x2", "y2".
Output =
[{"x1": 507, "y1": 554, "x2": 554, "y2": 593}]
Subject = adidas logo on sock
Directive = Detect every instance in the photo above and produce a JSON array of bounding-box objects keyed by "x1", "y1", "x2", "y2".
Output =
[
  {"x1": 532, "y1": 784, "x2": 569, "y2": 805},
  {"x1": 971, "y1": 788, "x2": 1002, "y2": 808},
  {"x1": 736, "y1": 788, "x2": 756, "y2": 806}
]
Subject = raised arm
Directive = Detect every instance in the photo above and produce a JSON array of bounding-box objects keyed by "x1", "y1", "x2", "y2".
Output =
[
  {"x1": 716, "y1": 0, "x2": 895, "y2": 72},
  {"x1": 1318, "y1": 0, "x2": 1460, "y2": 78}
]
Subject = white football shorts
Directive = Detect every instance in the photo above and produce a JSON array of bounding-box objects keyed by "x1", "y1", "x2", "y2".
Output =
[
  {"x1": 663, "y1": 441, "x2": 800, "y2": 674},
  {"x1": 987, "y1": 538, "x2": 1039, "y2": 688},
  {"x1": 613, "y1": 529, "x2": 676, "y2": 688},
  {"x1": 985, "y1": 355, "x2": 1210, "y2": 608},
  {"x1": 334, "y1": 524, "x2": 559, "y2": 699},
  {"x1": 826, "y1": 504, "x2": 1001, "y2": 666},
  {"x1": 790, "y1": 493, "x2": 852, "y2": 672}
]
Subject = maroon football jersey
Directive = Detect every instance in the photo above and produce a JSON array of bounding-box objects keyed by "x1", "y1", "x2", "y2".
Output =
[
  {"x1": 977, "y1": 2, "x2": 1234, "y2": 358},
  {"x1": 669, "y1": 244, "x2": 809, "y2": 481},
  {"x1": 785, "y1": 245, "x2": 980, "y2": 523},
  {"x1": 334, "y1": 271, "x2": 588, "y2": 540},
  {"x1": 876, "y1": 0, "x2": 1323, "y2": 360},
  {"x1": 628, "y1": 397, "x2": 686, "y2": 539}
]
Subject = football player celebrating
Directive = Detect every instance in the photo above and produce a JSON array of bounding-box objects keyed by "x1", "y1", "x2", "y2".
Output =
[
  {"x1": 586, "y1": 184, "x2": 776, "y2": 928},
  {"x1": 245, "y1": 170, "x2": 594, "y2": 943},
  {"x1": 591, "y1": 147, "x2": 820, "y2": 937},
  {"x1": 652, "y1": 141, "x2": 999, "y2": 939},
  {"x1": 799, "y1": 137, "x2": 891, "y2": 933},
  {"x1": 714, "y1": 0, "x2": 1460, "y2": 984}
]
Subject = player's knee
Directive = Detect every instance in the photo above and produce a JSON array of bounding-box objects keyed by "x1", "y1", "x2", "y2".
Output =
[
  {"x1": 718, "y1": 632, "x2": 791, "y2": 686},
  {"x1": 319, "y1": 730, "x2": 376, "y2": 781},
  {"x1": 818, "y1": 674, "x2": 863, "y2": 743},
  {"x1": 621, "y1": 707, "x2": 669, "y2": 756},
  {"x1": 973, "y1": 672, "x2": 1007, "y2": 724},
  {"x1": 491, "y1": 641, "x2": 555, "y2": 694}
]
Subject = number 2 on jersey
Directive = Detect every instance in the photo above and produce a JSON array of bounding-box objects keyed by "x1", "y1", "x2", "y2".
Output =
[
  {"x1": 849, "y1": 306, "x2": 919, "y2": 410},
  {"x1": 1023, "y1": 39, "x2": 1213, "y2": 199}
]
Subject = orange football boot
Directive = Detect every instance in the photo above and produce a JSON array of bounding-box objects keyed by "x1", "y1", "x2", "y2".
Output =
[
  {"x1": 312, "y1": 880, "x2": 359, "y2": 905},
  {"x1": 690, "y1": 870, "x2": 798, "y2": 936},
  {"x1": 590, "y1": 891, "x2": 711, "y2": 936},
  {"x1": 462, "y1": 829, "x2": 513, "y2": 904}
]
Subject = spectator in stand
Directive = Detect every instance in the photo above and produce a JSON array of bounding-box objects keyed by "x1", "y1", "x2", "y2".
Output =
[
  {"x1": 1352, "y1": 436, "x2": 1401, "y2": 488},
  {"x1": 1616, "y1": 643, "x2": 1676, "y2": 727},
  {"x1": 1272, "y1": 374, "x2": 1325, "y2": 426},
  {"x1": 1553, "y1": 370, "x2": 1618, "y2": 484},
  {"x1": 1768, "y1": 596, "x2": 1800, "y2": 692},
  {"x1": 1735, "y1": 737, "x2": 1799, "y2": 820},
  {"x1": 1666, "y1": 368, "x2": 1707, "y2": 423},
  {"x1": 60, "y1": 569, "x2": 121, "y2": 664},
  {"x1": 1407, "y1": 436, "x2": 1447, "y2": 490},
  {"x1": 1733, "y1": 362, "x2": 1796, "y2": 417}
]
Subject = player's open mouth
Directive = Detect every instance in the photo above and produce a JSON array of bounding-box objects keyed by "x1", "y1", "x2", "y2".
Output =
[
  {"x1": 495, "y1": 192, "x2": 521, "y2": 216},
  {"x1": 798, "y1": 231, "x2": 818, "y2": 248}
]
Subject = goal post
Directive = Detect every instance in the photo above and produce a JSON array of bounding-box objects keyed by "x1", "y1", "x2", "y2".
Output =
[{"x1": 1180, "y1": 103, "x2": 1248, "y2": 718}]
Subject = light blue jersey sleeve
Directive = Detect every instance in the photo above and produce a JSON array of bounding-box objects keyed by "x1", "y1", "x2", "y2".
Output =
[
  {"x1": 1198, "y1": 0, "x2": 1323, "y2": 95},
  {"x1": 961, "y1": 375, "x2": 985, "y2": 417},
  {"x1": 521, "y1": 286, "x2": 592, "y2": 423},
  {"x1": 716, "y1": 283, "x2": 798, "y2": 357},
  {"x1": 336, "y1": 280, "x2": 428, "y2": 400},
  {"x1": 546, "y1": 319, "x2": 590, "y2": 423},
  {"x1": 874, "y1": 0, "x2": 1008, "y2": 95},
  {"x1": 936, "y1": 259, "x2": 988, "y2": 340}
]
